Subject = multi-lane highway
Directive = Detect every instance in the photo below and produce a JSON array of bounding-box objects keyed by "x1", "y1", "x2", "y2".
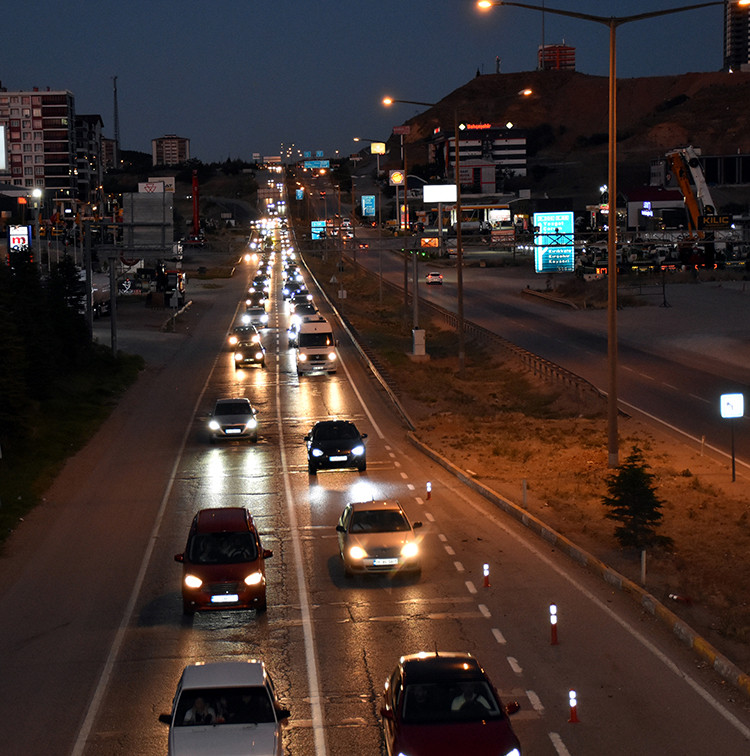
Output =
[{"x1": 2, "y1": 214, "x2": 750, "y2": 755}]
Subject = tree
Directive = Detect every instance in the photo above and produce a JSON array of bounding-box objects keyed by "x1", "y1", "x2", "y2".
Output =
[{"x1": 602, "y1": 446, "x2": 673, "y2": 550}]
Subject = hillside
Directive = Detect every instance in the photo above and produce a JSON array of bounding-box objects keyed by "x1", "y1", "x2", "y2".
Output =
[{"x1": 396, "y1": 69, "x2": 750, "y2": 204}]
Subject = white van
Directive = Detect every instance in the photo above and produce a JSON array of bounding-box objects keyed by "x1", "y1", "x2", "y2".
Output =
[{"x1": 296, "y1": 317, "x2": 337, "y2": 375}]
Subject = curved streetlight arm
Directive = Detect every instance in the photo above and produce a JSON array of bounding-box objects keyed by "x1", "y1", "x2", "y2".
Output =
[
  {"x1": 478, "y1": 1, "x2": 728, "y2": 28},
  {"x1": 383, "y1": 97, "x2": 436, "y2": 108}
]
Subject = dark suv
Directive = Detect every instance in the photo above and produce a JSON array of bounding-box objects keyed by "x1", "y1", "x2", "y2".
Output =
[{"x1": 175, "y1": 507, "x2": 272, "y2": 615}]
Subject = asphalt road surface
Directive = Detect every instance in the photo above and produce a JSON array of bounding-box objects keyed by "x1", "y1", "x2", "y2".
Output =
[{"x1": 1, "y1": 228, "x2": 750, "y2": 755}]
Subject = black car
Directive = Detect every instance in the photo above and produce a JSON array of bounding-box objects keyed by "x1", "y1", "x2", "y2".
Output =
[
  {"x1": 304, "y1": 420, "x2": 367, "y2": 474},
  {"x1": 233, "y1": 339, "x2": 266, "y2": 369}
]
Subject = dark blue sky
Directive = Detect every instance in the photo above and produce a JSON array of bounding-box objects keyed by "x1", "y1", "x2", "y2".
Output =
[{"x1": 2, "y1": 1, "x2": 732, "y2": 162}]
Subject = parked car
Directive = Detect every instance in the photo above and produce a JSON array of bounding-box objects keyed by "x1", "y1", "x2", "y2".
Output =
[
  {"x1": 425, "y1": 271, "x2": 443, "y2": 285},
  {"x1": 336, "y1": 500, "x2": 422, "y2": 576},
  {"x1": 174, "y1": 507, "x2": 272, "y2": 615},
  {"x1": 304, "y1": 419, "x2": 367, "y2": 474},
  {"x1": 381, "y1": 651, "x2": 521, "y2": 756},
  {"x1": 159, "y1": 659, "x2": 290, "y2": 755},
  {"x1": 208, "y1": 398, "x2": 259, "y2": 442}
]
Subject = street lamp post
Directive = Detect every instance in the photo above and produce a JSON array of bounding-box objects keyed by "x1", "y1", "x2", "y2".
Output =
[
  {"x1": 478, "y1": 0, "x2": 749, "y2": 467},
  {"x1": 383, "y1": 96, "x2": 466, "y2": 369}
]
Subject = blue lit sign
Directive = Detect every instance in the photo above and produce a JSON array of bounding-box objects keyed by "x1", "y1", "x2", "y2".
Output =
[
  {"x1": 304, "y1": 160, "x2": 330, "y2": 169},
  {"x1": 361, "y1": 195, "x2": 376, "y2": 217},
  {"x1": 533, "y1": 211, "x2": 575, "y2": 273},
  {"x1": 310, "y1": 220, "x2": 327, "y2": 240}
]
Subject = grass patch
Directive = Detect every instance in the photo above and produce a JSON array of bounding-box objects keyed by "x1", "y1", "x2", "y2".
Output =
[{"x1": 0, "y1": 346, "x2": 143, "y2": 547}]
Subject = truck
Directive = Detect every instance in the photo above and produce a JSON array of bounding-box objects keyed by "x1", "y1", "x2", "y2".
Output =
[
  {"x1": 665, "y1": 146, "x2": 717, "y2": 237},
  {"x1": 296, "y1": 317, "x2": 338, "y2": 376}
]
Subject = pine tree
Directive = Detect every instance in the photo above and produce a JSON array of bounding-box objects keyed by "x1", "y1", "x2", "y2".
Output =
[{"x1": 602, "y1": 446, "x2": 673, "y2": 550}]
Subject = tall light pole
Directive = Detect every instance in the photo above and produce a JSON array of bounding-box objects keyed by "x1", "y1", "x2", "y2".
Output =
[
  {"x1": 478, "y1": 0, "x2": 749, "y2": 467},
  {"x1": 383, "y1": 97, "x2": 466, "y2": 370}
]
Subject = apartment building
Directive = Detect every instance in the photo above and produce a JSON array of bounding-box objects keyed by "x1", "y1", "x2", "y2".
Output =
[{"x1": 152, "y1": 134, "x2": 190, "y2": 166}]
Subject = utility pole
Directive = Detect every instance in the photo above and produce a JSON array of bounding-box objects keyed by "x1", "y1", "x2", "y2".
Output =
[{"x1": 112, "y1": 76, "x2": 120, "y2": 169}]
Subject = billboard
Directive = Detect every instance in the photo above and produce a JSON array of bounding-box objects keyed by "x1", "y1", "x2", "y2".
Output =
[
  {"x1": 533, "y1": 211, "x2": 575, "y2": 273},
  {"x1": 423, "y1": 184, "x2": 457, "y2": 204}
]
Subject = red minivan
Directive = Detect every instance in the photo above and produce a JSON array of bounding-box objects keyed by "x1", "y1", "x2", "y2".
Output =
[{"x1": 175, "y1": 507, "x2": 272, "y2": 615}]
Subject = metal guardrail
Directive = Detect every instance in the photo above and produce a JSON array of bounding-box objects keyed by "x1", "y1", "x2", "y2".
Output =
[{"x1": 346, "y1": 258, "x2": 605, "y2": 402}]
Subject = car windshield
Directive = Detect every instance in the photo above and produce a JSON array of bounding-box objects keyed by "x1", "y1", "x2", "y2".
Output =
[
  {"x1": 298, "y1": 332, "x2": 333, "y2": 348},
  {"x1": 216, "y1": 402, "x2": 252, "y2": 416},
  {"x1": 350, "y1": 510, "x2": 409, "y2": 533},
  {"x1": 187, "y1": 532, "x2": 259, "y2": 564},
  {"x1": 175, "y1": 686, "x2": 275, "y2": 726},
  {"x1": 401, "y1": 681, "x2": 501, "y2": 724},
  {"x1": 315, "y1": 423, "x2": 357, "y2": 441}
]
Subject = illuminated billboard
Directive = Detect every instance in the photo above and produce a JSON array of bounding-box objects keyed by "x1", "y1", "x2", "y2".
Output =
[
  {"x1": 0, "y1": 125, "x2": 6, "y2": 171},
  {"x1": 423, "y1": 184, "x2": 457, "y2": 204},
  {"x1": 533, "y1": 211, "x2": 575, "y2": 273}
]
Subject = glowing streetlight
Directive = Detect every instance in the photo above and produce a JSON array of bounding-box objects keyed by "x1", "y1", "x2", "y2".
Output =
[{"x1": 478, "y1": 0, "x2": 750, "y2": 466}]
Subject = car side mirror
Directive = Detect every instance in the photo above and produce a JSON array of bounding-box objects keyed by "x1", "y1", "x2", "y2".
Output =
[
  {"x1": 158, "y1": 713, "x2": 172, "y2": 726},
  {"x1": 277, "y1": 707, "x2": 291, "y2": 720},
  {"x1": 335, "y1": 524, "x2": 345, "y2": 533},
  {"x1": 380, "y1": 707, "x2": 394, "y2": 720},
  {"x1": 412, "y1": 521, "x2": 423, "y2": 529},
  {"x1": 304, "y1": 434, "x2": 311, "y2": 441},
  {"x1": 505, "y1": 701, "x2": 521, "y2": 716},
  {"x1": 361, "y1": 433, "x2": 368, "y2": 439},
  {"x1": 262, "y1": 549, "x2": 273, "y2": 559},
  {"x1": 174, "y1": 553, "x2": 184, "y2": 563}
]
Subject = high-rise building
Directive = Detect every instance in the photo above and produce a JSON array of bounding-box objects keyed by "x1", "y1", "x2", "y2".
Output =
[
  {"x1": 538, "y1": 44, "x2": 576, "y2": 71},
  {"x1": 725, "y1": 2, "x2": 750, "y2": 71},
  {"x1": 0, "y1": 85, "x2": 78, "y2": 201},
  {"x1": 152, "y1": 134, "x2": 190, "y2": 166}
]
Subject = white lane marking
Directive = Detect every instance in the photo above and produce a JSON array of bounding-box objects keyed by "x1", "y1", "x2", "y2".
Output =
[
  {"x1": 527, "y1": 689, "x2": 545, "y2": 714},
  {"x1": 400, "y1": 472, "x2": 408, "y2": 479},
  {"x1": 71, "y1": 342, "x2": 227, "y2": 756},
  {"x1": 438, "y1": 533, "x2": 448, "y2": 542},
  {"x1": 444, "y1": 545, "x2": 456, "y2": 556},
  {"x1": 276, "y1": 357, "x2": 329, "y2": 756},
  {"x1": 492, "y1": 628, "x2": 506, "y2": 645},
  {"x1": 407, "y1": 483, "x2": 415, "y2": 491},
  {"x1": 549, "y1": 732, "x2": 572, "y2": 756},
  {"x1": 424, "y1": 512, "x2": 435, "y2": 522},
  {"x1": 507, "y1": 657, "x2": 523, "y2": 676},
  {"x1": 454, "y1": 561, "x2": 465, "y2": 572},
  {"x1": 414, "y1": 497, "x2": 424, "y2": 505},
  {"x1": 448, "y1": 481, "x2": 750, "y2": 740},
  {"x1": 394, "y1": 460, "x2": 401, "y2": 468},
  {"x1": 466, "y1": 581, "x2": 477, "y2": 594},
  {"x1": 478, "y1": 604, "x2": 491, "y2": 618}
]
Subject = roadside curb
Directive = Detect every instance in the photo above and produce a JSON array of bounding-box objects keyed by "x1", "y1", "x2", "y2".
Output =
[{"x1": 406, "y1": 431, "x2": 750, "y2": 700}]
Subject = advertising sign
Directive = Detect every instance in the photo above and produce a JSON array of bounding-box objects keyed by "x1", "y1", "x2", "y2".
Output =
[
  {"x1": 533, "y1": 211, "x2": 575, "y2": 273},
  {"x1": 295, "y1": 188, "x2": 304, "y2": 201},
  {"x1": 389, "y1": 170, "x2": 405, "y2": 186},
  {"x1": 393, "y1": 125, "x2": 411, "y2": 135},
  {"x1": 148, "y1": 176, "x2": 176, "y2": 192},
  {"x1": 9, "y1": 224, "x2": 31, "y2": 251},
  {"x1": 361, "y1": 195, "x2": 376, "y2": 217},
  {"x1": 370, "y1": 142, "x2": 386, "y2": 155},
  {"x1": 423, "y1": 184, "x2": 457, "y2": 204}
]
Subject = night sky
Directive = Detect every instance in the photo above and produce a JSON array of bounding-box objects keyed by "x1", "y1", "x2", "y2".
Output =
[{"x1": 2, "y1": 1, "x2": 731, "y2": 162}]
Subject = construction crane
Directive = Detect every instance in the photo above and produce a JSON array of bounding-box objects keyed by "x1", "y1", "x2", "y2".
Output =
[{"x1": 665, "y1": 146, "x2": 717, "y2": 237}]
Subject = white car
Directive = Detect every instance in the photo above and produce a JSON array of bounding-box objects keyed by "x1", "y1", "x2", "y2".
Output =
[
  {"x1": 160, "y1": 660, "x2": 290, "y2": 755},
  {"x1": 425, "y1": 271, "x2": 443, "y2": 285},
  {"x1": 208, "y1": 398, "x2": 258, "y2": 442}
]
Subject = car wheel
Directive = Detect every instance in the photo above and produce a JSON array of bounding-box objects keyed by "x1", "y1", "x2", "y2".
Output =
[
  {"x1": 308, "y1": 463, "x2": 317, "y2": 475},
  {"x1": 358, "y1": 461, "x2": 367, "y2": 472},
  {"x1": 182, "y1": 601, "x2": 195, "y2": 616},
  {"x1": 344, "y1": 565, "x2": 354, "y2": 579},
  {"x1": 250, "y1": 434, "x2": 258, "y2": 443},
  {"x1": 256, "y1": 596, "x2": 267, "y2": 613}
]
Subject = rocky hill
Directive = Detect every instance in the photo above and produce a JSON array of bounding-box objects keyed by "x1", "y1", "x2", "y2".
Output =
[{"x1": 395, "y1": 69, "x2": 750, "y2": 205}]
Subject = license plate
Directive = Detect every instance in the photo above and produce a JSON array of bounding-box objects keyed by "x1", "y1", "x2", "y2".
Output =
[
  {"x1": 372, "y1": 558, "x2": 399, "y2": 566},
  {"x1": 211, "y1": 594, "x2": 239, "y2": 603},
  {"x1": 329, "y1": 455, "x2": 347, "y2": 462},
  {"x1": 226, "y1": 429, "x2": 241, "y2": 435}
]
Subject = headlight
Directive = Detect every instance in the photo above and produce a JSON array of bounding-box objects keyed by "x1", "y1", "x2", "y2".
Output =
[
  {"x1": 311, "y1": 448, "x2": 324, "y2": 457},
  {"x1": 234, "y1": 352, "x2": 243, "y2": 361},
  {"x1": 246, "y1": 418, "x2": 258, "y2": 429},
  {"x1": 401, "y1": 541, "x2": 419, "y2": 559},
  {"x1": 229, "y1": 335, "x2": 238, "y2": 345},
  {"x1": 503, "y1": 750, "x2": 521, "y2": 756},
  {"x1": 254, "y1": 351, "x2": 263, "y2": 360},
  {"x1": 351, "y1": 444, "x2": 365, "y2": 456},
  {"x1": 252, "y1": 334, "x2": 260, "y2": 343},
  {"x1": 244, "y1": 571, "x2": 263, "y2": 586},
  {"x1": 299, "y1": 353, "x2": 308, "y2": 361},
  {"x1": 348, "y1": 545, "x2": 367, "y2": 560},
  {"x1": 328, "y1": 352, "x2": 337, "y2": 361},
  {"x1": 261, "y1": 314, "x2": 268, "y2": 323},
  {"x1": 184, "y1": 574, "x2": 202, "y2": 589},
  {"x1": 209, "y1": 420, "x2": 220, "y2": 431},
  {"x1": 241, "y1": 314, "x2": 250, "y2": 324}
]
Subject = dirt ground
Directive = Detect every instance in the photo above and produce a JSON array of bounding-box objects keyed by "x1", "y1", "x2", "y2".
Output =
[{"x1": 305, "y1": 253, "x2": 750, "y2": 673}]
